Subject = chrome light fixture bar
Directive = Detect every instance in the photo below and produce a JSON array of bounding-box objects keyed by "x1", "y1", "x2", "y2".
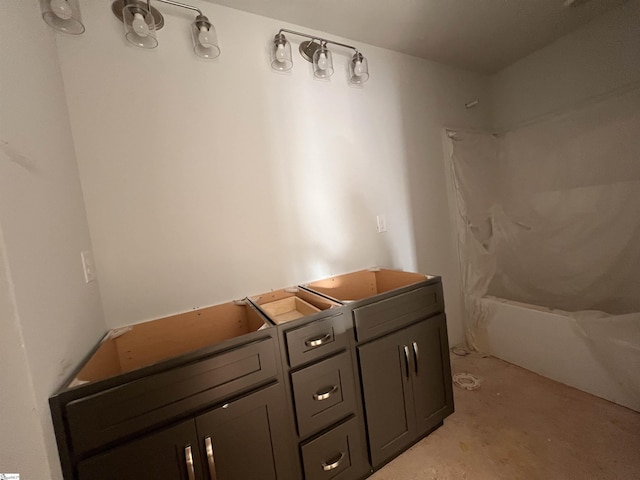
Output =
[
  {"x1": 271, "y1": 29, "x2": 369, "y2": 84},
  {"x1": 40, "y1": 0, "x2": 85, "y2": 34},
  {"x1": 112, "y1": 0, "x2": 220, "y2": 58}
]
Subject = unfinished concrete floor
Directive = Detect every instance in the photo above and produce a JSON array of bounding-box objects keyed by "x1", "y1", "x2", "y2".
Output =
[{"x1": 370, "y1": 354, "x2": 640, "y2": 480}]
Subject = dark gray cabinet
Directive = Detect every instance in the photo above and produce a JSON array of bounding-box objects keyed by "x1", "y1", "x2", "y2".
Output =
[
  {"x1": 195, "y1": 383, "x2": 295, "y2": 480},
  {"x1": 250, "y1": 288, "x2": 371, "y2": 480},
  {"x1": 77, "y1": 383, "x2": 293, "y2": 480},
  {"x1": 411, "y1": 316, "x2": 452, "y2": 435},
  {"x1": 291, "y1": 351, "x2": 357, "y2": 438},
  {"x1": 51, "y1": 269, "x2": 452, "y2": 480},
  {"x1": 300, "y1": 416, "x2": 369, "y2": 480},
  {"x1": 358, "y1": 314, "x2": 453, "y2": 468},
  {"x1": 77, "y1": 419, "x2": 202, "y2": 480},
  {"x1": 65, "y1": 337, "x2": 278, "y2": 456},
  {"x1": 49, "y1": 311, "x2": 294, "y2": 480}
]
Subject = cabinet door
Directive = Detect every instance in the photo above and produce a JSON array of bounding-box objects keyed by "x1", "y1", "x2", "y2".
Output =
[
  {"x1": 358, "y1": 328, "x2": 415, "y2": 468},
  {"x1": 408, "y1": 314, "x2": 454, "y2": 436},
  {"x1": 77, "y1": 419, "x2": 202, "y2": 480},
  {"x1": 195, "y1": 383, "x2": 295, "y2": 480}
]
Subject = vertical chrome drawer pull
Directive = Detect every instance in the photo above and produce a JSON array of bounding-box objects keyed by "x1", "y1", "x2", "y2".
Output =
[
  {"x1": 313, "y1": 385, "x2": 339, "y2": 401},
  {"x1": 412, "y1": 341, "x2": 419, "y2": 375},
  {"x1": 205, "y1": 436, "x2": 217, "y2": 480},
  {"x1": 185, "y1": 445, "x2": 195, "y2": 480},
  {"x1": 305, "y1": 333, "x2": 332, "y2": 347},
  {"x1": 403, "y1": 345, "x2": 410, "y2": 379},
  {"x1": 321, "y1": 451, "x2": 345, "y2": 471}
]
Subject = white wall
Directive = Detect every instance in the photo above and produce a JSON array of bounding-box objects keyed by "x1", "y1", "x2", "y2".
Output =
[
  {"x1": 0, "y1": 2, "x2": 106, "y2": 479},
  {"x1": 490, "y1": 0, "x2": 640, "y2": 130},
  {"x1": 55, "y1": 1, "x2": 490, "y2": 343}
]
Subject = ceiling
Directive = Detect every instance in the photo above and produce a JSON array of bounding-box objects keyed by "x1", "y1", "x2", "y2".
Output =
[{"x1": 206, "y1": 0, "x2": 625, "y2": 74}]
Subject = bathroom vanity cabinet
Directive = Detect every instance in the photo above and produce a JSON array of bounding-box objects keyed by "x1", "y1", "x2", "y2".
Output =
[
  {"x1": 302, "y1": 269, "x2": 454, "y2": 469},
  {"x1": 50, "y1": 301, "x2": 298, "y2": 480},
  {"x1": 50, "y1": 269, "x2": 453, "y2": 480},
  {"x1": 358, "y1": 315, "x2": 452, "y2": 467}
]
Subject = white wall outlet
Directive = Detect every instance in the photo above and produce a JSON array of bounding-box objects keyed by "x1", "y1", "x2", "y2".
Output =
[
  {"x1": 376, "y1": 215, "x2": 388, "y2": 233},
  {"x1": 81, "y1": 250, "x2": 97, "y2": 284}
]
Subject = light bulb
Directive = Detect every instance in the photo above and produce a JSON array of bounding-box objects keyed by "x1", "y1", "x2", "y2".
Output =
[
  {"x1": 317, "y1": 52, "x2": 328, "y2": 70},
  {"x1": 276, "y1": 43, "x2": 286, "y2": 61},
  {"x1": 50, "y1": 0, "x2": 73, "y2": 20},
  {"x1": 198, "y1": 25, "x2": 214, "y2": 48},
  {"x1": 354, "y1": 60, "x2": 364, "y2": 76},
  {"x1": 132, "y1": 12, "x2": 150, "y2": 37}
]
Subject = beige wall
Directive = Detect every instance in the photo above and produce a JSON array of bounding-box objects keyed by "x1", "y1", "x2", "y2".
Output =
[
  {"x1": 490, "y1": 0, "x2": 640, "y2": 130},
  {"x1": 0, "y1": 2, "x2": 106, "y2": 479},
  {"x1": 55, "y1": 1, "x2": 490, "y2": 344},
  {"x1": 0, "y1": 229, "x2": 51, "y2": 480}
]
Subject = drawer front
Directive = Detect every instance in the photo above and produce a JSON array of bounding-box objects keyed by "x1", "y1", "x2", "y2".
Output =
[
  {"x1": 301, "y1": 417, "x2": 369, "y2": 480},
  {"x1": 285, "y1": 313, "x2": 348, "y2": 368},
  {"x1": 291, "y1": 352, "x2": 356, "y2": 438},
  {"x1": 65, "y1": 338, "x2": 278, "y2": 455},
  {"x1": 353, "y1": 283, "x2": 443, "y2": 343}
]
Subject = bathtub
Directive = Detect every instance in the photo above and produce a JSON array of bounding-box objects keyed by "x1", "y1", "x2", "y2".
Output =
[{"x1": 482, "y1": 296, "x2": 640, "y2": 412}]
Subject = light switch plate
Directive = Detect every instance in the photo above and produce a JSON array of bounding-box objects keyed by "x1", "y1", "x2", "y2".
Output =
[
  {"x1": 81, "y1": 250, "x2": 96, "y2": 284},
  {"x1": 376, "y1": 215, "x2": 387, "y2": 233}
]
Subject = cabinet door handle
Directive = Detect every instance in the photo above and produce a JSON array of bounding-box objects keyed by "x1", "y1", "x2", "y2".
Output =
[
  {"x1": 305, "y1": 333, "x2": 332, "y2": 347},
  {"x1": 313, "y1": 385, "x2": 338, "y2": 401},
  {"x1": 412, "y1": 341, "x2": 419, "y2": 375},
  {"x1": 205, "y1": 436, "x2": 217, "y2": 480},
  {"x1": 403, "y1": 345, "x2": 410, "y2": 379},
  {"x1": 185, "y1": 445, "x2": 196, "y2": 480},
  {"x1": 321, "y1": 451, "x2": 345, "y2": 471}
]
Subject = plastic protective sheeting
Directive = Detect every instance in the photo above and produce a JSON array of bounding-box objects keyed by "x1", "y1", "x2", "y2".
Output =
[
  {"x1": 447, "y1": 131, "x2": 499, "y2": 350},
  {"x1": 447, "y1": 87, "x2": 640, "y2": 406},
  {"x1": 571, "y1": 310, "x2": 640, "y2": 409}
]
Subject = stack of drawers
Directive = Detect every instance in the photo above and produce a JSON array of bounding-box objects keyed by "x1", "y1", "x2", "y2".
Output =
[{"x1": 249, "y1": 289, "x2": 370, "y2": 480}]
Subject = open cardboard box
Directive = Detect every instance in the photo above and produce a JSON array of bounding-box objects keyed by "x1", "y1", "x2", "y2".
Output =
[
  {"x1": 69, "y1": 301, "x2": 268, "y2": 386},
  {"x1": 303, "y1": 268, "x2": 431, "y2": 302},
  {"x1": 249, "y1": 288, "x2": 340, "y2": 325}
]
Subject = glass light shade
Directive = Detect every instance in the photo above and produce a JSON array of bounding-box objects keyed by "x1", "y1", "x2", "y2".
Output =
[
  {"x1": 312, "y1": 45, "x2": 334, "y2": 79},
  {"x1": 40, "y1": 0, "x2": 85, "y2": 35},
  {"x1": 270, "y1": 34, "x2": 293, "y2": 71},
  {"x1": 123, "y1": 3, "x2": 158, "y2": 49},
  {"x1": 191, "y1": 16, "x2": 220, "y2": 59},
  {"x1": 349, "y1": 53, "x2": 369, "y2": 84}
]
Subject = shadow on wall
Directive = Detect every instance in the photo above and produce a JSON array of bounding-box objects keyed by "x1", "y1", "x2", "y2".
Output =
[{"x1": 392, "y1": 58, "x2": 487, "y2": 343}]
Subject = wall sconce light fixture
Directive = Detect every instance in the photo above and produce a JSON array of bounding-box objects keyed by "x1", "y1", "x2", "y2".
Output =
[
  {"x1": 271, "y1": 29, "x2": 369, "y2": 84},
  {"x1": 40, "y1": 0, "x2": 85, "y2": 34},
  {"x1": 111, "y1": 0, "x2": 220, "y2": 58}
]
